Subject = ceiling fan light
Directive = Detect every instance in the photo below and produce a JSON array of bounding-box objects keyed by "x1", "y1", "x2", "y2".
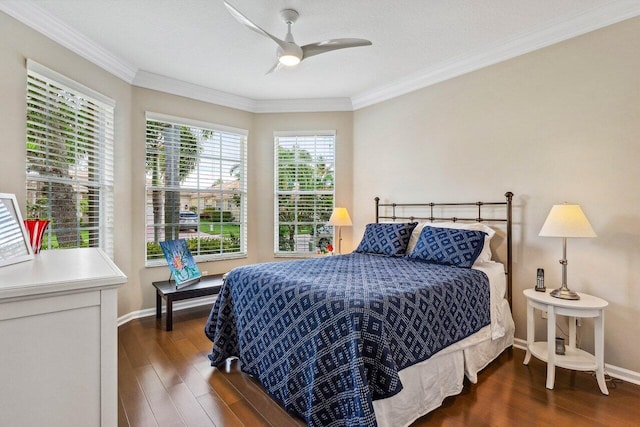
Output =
[{"x1": 279, "y1": 54, "x2": 300, "y2": 66}]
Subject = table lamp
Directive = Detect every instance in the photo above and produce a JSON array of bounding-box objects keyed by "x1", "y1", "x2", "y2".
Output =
[
  {"x1": 328, "y1": 207, "x2": 352, "y2": 254},
  {"x1": 539, "y1": 204, "x2": 596, "y2": 300}
]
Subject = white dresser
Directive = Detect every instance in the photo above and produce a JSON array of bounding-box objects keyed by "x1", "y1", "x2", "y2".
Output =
[{"x1": 0, "y1": 248, "x2": 126, "y2": 426}]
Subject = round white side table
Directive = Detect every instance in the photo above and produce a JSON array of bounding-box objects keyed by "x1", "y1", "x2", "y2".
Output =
[{"x1": 522, "y1": 288, "x2": 608, "y2": 395}]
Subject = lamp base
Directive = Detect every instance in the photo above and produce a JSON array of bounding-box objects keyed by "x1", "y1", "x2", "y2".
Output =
[{"x1": 550, "y1": 286, "x2": 580, "y2": 300}]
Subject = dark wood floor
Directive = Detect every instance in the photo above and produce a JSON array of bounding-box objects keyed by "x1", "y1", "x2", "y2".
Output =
[{"x1": 118, "y1": 306, "x2": 640, "y2": 426}]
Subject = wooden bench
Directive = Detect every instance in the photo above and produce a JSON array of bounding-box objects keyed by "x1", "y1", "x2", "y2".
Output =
[{"x1": 152, "y1": 274, "x2": 223, "y2": 331}]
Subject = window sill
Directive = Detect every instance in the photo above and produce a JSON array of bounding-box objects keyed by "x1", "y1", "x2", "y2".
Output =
[
  {"x1": 273, "y1": 253, "x2": 332, "y2": 259},
  {"x1": 145, "y1": 253, "x2": 247, "y2": 268}
]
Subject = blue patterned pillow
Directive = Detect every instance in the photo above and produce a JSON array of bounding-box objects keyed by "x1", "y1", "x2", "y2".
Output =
[
  {"x1": 355, "y1": 222, "x2": 418, "y2": 256},
  {"x1": 408, "y1": 226, "x2": 486, "y2": 268}
]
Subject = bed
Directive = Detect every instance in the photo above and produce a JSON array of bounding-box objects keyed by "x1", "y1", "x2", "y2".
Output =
[{"x1": 205, "y1": 193, "x2": 514, "y2": 426}]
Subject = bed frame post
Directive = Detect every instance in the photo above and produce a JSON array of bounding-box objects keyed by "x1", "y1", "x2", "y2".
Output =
[
  {"x1": 505, "y1": 191, "x2": 513, "y2": 311},
  {"x1": 375, "y1": 197, "x2": 380, "y2": 223}
]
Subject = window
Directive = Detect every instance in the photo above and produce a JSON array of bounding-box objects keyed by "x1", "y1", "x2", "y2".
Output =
[
  {"x1": 145, "y1": 113, "x2": 247, "y2": 264},
  {"x1": 275, "y1": 131, "x2": 335, "y2": 255},
  {"x1": 25, "y1": 60, "x2": 115, "y2": 257}
]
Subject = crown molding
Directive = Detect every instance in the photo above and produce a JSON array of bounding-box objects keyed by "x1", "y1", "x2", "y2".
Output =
[
  {"x1": 251, "y1": 97, "x2": 353, "y2": 113},
  {"x1": 133, "y1": 70, "x2": 257, "y2": 112},
  {"x1": 351, "y1": 0, "x2": 640, "y2": 110},
  {"x1": 3, "y1": 0, "x2": 639, "y2": 113},
  {"x1": 133, "y1": 71, "x2": 352, "y2": 113},
  {"x1": 0, "y1": 0, "x2": 138, "y2": 83}
]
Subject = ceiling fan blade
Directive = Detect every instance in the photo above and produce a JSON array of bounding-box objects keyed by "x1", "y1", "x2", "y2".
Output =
[
  {"x1": 223, "y1": 1, "x2": 289, "y2": 51},
  {"x1": 265, "y1": 61, "x2": 282, "y2": 75},
  {"x1": 301, "y1": 38, "x2": 372, "y2": 60}
]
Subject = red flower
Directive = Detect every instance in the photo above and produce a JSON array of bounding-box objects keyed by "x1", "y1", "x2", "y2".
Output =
[{"x1": 327, "y1": 244, "x2": 334, "y2": 252}]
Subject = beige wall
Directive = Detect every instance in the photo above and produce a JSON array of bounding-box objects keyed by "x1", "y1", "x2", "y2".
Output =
[{"x1": 353, "y1": 17, "x2": 640, "y2": 372}]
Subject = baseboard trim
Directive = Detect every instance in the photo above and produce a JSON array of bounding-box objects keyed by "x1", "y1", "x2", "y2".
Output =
[
  {"x1": 117, "y1": 295, "x2": 217, "y2": 327},
  {"x1": 513, "y1": 338, "x2": 640, "y2": 386}
]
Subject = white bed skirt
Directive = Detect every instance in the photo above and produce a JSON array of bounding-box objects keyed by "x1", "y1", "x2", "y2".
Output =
[{"x1": 373, "y1": 301, "x2": 515, "y2": 427}]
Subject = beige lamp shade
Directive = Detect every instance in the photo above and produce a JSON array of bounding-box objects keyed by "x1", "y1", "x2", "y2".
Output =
[
  {"x1": 539, "y1": 204, "x2": 596, "y2": 238},
  {"x1": 328, "y1": 207, "x2": 352, "y2": 227}
]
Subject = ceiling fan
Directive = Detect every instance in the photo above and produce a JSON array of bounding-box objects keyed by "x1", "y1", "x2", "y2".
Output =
[{"x1": 223, "y1": 1, "x2": 372, "y2": 73}]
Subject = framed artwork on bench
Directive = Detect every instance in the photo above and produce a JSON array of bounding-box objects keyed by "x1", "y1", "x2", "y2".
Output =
[{"x1": 160, "y1": 238, "x2": 201, "y2": 288}]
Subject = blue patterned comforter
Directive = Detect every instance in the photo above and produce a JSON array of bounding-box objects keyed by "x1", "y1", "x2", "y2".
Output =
[{"x1": 205, "y1": 253, "x2": 490, "y2": 426}]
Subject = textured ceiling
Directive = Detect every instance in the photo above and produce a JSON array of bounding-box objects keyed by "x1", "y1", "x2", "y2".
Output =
[{"x1": 2, "y1": 0, "x2": 639, "y2": 108}]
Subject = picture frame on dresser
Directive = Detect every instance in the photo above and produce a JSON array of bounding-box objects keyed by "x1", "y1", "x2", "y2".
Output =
[{"x1": 0, "y1": 193, "x2": 34, "y2": 268}]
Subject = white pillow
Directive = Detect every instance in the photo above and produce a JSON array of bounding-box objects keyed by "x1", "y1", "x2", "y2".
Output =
[{"x1": 406, "y1": 222, "x2": 496, "y2": 264}]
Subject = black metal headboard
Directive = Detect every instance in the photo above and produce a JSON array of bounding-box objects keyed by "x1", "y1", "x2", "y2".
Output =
[{"x1": 375, "y1": 192, "x2": 514, "y2": 309}]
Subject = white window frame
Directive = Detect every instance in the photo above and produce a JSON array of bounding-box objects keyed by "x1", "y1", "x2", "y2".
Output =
[
  {"x1": 144, "y1": 112, "x2": 248, "y2": 266},
  {"x1": 25, "y1": 60, "x2": 115, "y2": 257},
  {"x1": 274, "y1": 130, "x2": 336, "y2": 256}
]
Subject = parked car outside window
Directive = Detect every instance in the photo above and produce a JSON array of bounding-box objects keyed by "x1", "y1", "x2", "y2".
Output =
[{"x1": 179, "y1": 211, "x2": 198, "y2": 232}]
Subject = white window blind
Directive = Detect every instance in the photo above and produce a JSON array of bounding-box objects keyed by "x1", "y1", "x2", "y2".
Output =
[
  {"x1": 25, "y1": 61, "x2": 115, "y2": 257},
  {"x1": 145, "y1": 113, "x2": 247, "y2": 264},
  {"x1": 275, "y1": 131, "x2": 335, "y2": 254}
]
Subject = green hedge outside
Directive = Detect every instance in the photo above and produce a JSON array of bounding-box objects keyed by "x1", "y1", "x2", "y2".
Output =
[{"x1": 199, "y1": 208, "x2": 235, "y2": 222}]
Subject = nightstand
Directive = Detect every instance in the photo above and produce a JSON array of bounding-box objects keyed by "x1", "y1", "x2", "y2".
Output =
[{"x1": 523, "y1": 288, "x2": 609, "y2": 395}]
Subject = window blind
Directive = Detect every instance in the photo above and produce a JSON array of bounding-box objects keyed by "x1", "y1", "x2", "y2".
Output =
[
  {"x1": 25, "y1": 61, "x2": 115, "y2": 257},
  {"x1": 145, "y1": 113, "x2": 247, "y2": 264},
  {"x1": 275, "y1": 131, "x2": 335, "y2": 254}
]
